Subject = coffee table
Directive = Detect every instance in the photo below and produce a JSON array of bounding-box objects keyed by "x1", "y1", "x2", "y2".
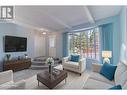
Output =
[{"x1": 37, "y1": 70, "x2": 68, "y2": 89}]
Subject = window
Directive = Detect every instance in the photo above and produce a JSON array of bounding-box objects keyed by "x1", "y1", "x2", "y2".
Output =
[
  {"x1": 68, "y1": 27, "x2": 100, "y2": 61},
  {"x1": 49, "y1": 35, "x2": 56, "y2": 48}
]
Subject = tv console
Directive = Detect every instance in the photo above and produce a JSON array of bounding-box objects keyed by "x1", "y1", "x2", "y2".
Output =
[{"x1": 3, "y1": 58, "x2": 31, "y2": 72}]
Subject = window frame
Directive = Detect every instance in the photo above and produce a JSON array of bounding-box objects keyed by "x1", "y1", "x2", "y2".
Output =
[{"x1": 68, "y1": 27, "x2": 100, "y2": 61}]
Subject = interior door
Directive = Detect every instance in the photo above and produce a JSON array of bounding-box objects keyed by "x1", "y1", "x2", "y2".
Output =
[
  {"x1": 49, "y1": 35, "x2": 56, "y2": 57},
  {"x1": 35, "y1": 35, "x2": 45, "y2": 57}
]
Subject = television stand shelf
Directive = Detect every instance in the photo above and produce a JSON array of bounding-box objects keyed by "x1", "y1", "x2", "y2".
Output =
[{"x1": 3, "y1": 58, "x2": 31, "y2": 72}]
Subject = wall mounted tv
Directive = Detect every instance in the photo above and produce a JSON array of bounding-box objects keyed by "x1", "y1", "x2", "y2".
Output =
[{"x1": 4, "y1": 35, "x2": 27, "y2": 52}]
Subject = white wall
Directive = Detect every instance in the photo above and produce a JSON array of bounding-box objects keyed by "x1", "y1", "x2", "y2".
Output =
[
  {"x1": 48, "y1": 35, "x2": 56, "y2": 57},
  {"x1": 34, "y1": 31, "x2": 46, "y2": 57}
]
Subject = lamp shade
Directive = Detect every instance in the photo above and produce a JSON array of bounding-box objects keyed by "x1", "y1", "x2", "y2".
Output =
[{"x1": 102, "y1": 51, "x2": 112, "y2": 58}]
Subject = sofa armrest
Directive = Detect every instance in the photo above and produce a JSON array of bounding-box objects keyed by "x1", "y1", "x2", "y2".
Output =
[
  {"x1": 92, "y1": 63, "x2": 103, "y2": 73},
  {"x1": 0, "y1": 70, "x2": 13, "y2": 85},
  {"x1": 62, "y1": 56, "x2": 69, "y2": 64},
  {"x1": 79, "y1": 58, "x2": 86, "y2": 72}
]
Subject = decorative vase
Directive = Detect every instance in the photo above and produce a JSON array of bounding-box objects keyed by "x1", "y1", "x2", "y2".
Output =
[
  {"x1": 46, "y1": 57, "x2": 54, "y2": 74},
  {"x1": 49, "y1": 64, "x2": 52, "y2": 74},
  {"x1": 24, "y1": 54, "x2": 28, "y2": 59}
]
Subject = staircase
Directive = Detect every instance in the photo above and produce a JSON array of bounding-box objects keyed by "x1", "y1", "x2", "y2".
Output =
[{"x1": 30, "y1": 56, "x2": 61, "y2": 70}]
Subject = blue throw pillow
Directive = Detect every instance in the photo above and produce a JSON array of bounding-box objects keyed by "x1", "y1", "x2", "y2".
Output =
[
  {"x1": 70, "y1": 55, "x2": 80, "y2": 62},
  {"x1": 109, "y1": 85, "x2": 122, "y2": 90},
  {"x1": 100, "y1": 63, "x2": 117, "y2": 81}
]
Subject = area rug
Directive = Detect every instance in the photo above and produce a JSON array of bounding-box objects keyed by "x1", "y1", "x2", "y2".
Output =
[{"x1": 14, "y1": 65, "x2": 90, "y2": 89}]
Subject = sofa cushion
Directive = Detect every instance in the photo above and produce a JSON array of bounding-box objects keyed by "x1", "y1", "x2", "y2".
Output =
[
  {"x1": 0, "y1": 81, "x2": 13, "y2": 89},
  {"x1": 0, "y1": 84, "x2": 15, "y2": 89},
  {"x1": 83, "y1": 78, "x2": 113, "y2": 89},
  {"x1": 123, "y1": 81, "x2": 127, "y2": 89},
  {"x1": 0, "y1": 84, "x2": 23, "y2": 89},
  {"x1": 117, "y1": 70, "x2": 127, "y2": 86},
  {"x1": 89, "y1": 72, "x2": 115, "y2": 85},
  {"x1": 115, "y1": 61, "x2": 127, "y2": 86},
  {"x1": 0, "y1": 80, "x2": 25, "y2": 89},
  {"x1": 70, "y1": 55, "x2": 80, "y2": 62},
  {"x1": 92, "y1": 63, "x2": 102, "y2": 73},
  {"x1": 100, "y1": 63, "x2": 117, "y2": 81},
  {"x1": 64, "y1": 61, "x2": 79, "y2": 69},
  {"x1": 0, "y1": 70, "x2": 13, "y2": 85},
  {"x1": 0, "y1": 81, "x2": 13, "y2": 86},
  {"x1": 109, "y1": 85, "x2": 122, "y2": 90},
  {"x1": 13, "y1": 80, "x2": 26, "y2": 89}
]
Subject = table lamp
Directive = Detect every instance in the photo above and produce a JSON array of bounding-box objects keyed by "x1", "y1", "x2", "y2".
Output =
[{"x1": 102, "y1": 51, "x2": 112, "y2": 64}]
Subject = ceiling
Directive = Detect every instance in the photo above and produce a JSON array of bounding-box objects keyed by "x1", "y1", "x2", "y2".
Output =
[{"x1": 15, "y1": 6, "x2": 122, "y2": 32}]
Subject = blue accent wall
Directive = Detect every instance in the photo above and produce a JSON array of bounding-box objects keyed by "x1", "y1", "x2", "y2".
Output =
[
  {"x1": 62, "y1": 32, "x2": 68, "y2": 57},
  {"x1": 120, "y1": 7, "x2": 126, "y2": 45},
  {"x1": 119, "y1": 7, "x2": 127, "y2": 61},
  {"x1": 100, "y1": 23, "x2": 113, "y2": 50},
  {"x1": 100, "y1": 23, "x2": 113, "y2": 64}
]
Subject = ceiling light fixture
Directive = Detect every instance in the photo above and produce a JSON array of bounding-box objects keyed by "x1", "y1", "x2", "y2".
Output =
[{"x1": 42, "y1": 32, "x2": 46, "y2": 35}]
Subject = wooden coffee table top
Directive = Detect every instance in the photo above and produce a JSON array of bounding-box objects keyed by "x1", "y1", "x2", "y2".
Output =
[{"x1": 37, "y1": 69, "x2": 67, "y2": 89}]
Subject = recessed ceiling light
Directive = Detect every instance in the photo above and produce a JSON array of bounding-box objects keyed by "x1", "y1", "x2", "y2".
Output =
[{"x1": 42, "y1": 32, "x2": 46, "y2": 35}]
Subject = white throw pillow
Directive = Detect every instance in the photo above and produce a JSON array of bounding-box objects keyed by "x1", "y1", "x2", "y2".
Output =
[{"x1": 115, "y1": 61, "x2": 127, "y2": 86}]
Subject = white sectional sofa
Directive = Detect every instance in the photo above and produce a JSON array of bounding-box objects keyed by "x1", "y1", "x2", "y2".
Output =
[
  {"x1": 83, "y1": 60, "x2": 127, "y2": 89},
  {"x1": 62, "y1": 56, "x2": 86, "y2": 75},
  {"x1": 0, "y1": 70, "x2": 25, "y2": 89}
]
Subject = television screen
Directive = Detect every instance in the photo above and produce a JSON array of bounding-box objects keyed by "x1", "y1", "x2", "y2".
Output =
[{"x1": 4, "y1": 35, "x2": 27, "y2": 52}]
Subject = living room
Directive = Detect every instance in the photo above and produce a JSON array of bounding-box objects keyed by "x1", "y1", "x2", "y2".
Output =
[{"x1": 0, "y1": 6, "x2": 127, "y2": 90}]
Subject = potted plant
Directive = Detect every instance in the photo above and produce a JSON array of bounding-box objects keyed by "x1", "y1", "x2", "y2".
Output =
[
  {"x1": 6, "y1": 54, "x2": 11, "y2": 61},
  {"x1": 46, "y1": 57, "x2": 54, "y2": 73}
]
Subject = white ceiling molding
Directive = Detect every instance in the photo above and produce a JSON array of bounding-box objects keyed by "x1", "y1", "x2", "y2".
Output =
[
  {"x1": 14, "y1": 16, "x2": 56, "y2": 32},
  {"x1": 15, "y1": 7, "x2": 65, "y2": 32},
  {"x1": 0, "y1": 19, "x2": 35, "y2": 30},
  {"x1": 83, "y1": 6, "x2": 95, "y2": 24},
  {"x1": 39, "y1": 10, "x2": 72, "y2": 29},
  {"x1": 49, "y1": 15, "x2": 72, "y2": 29},
  {"x1": 13, "y1": 19, "x2": 38, "y2": 29},
  {"x1": 13, "y1": 17, "x2": 56, "y2": 34}
]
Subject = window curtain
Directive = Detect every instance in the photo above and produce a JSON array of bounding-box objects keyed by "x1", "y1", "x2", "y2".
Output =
[
  {"x1": 99, "y1": 23, "x2": 113, "y2": 64},
  {"x1": 62, "y1": 32, "x2": 68, "y2": 57}
]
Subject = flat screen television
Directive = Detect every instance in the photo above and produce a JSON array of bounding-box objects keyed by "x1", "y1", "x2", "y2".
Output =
[{"x1": 4, "y1": 35, "x2": 27, "y2": 52}]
